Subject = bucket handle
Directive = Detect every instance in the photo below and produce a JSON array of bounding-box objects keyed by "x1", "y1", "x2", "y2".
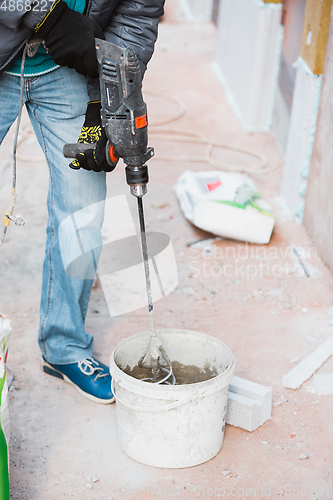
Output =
[{"x1": 111, "y1": 379, "x2": 200, "y2": 412}]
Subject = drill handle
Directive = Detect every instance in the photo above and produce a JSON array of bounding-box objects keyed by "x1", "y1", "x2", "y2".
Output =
[
  {"x1": 63, "y1": 141, "x2": 119, "y2": 169},
  {"x1": 63, "y1": 142, "x2": 153, "y2": 167},
  {"x1": 63, "y1": 143, "x2": 92, "y2": 158}
]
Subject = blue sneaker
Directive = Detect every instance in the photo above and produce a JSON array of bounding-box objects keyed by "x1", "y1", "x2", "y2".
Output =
[{"x1": 41, "y1": 357, "x2": 115, "y2": 404}]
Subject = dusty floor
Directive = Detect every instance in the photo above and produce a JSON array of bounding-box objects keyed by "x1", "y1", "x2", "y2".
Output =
[{"x1": 1, "y1": 1, "x2": 333, "y2": 498}]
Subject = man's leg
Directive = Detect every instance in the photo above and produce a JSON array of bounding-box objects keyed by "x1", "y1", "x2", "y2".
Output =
[
  {"x1": 0, "y1": 73, "x2": 24, "y2": 153},
  {"x1": 25, "y1": 67, "x2": 107, "y2": 366}
]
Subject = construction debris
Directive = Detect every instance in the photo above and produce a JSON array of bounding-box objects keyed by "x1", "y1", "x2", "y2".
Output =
[
  {"x1": 222, "y1": 470, "x2": 231, "y2": 476},
  {"x1": 313, "y1": 373, "x2": 333, "y2": 395},
  {"x1": 282, "y1": 337, "x2": 333, "y2": 389},
  {"x1": 226, "y1": 376, "x2": 272, "y2": 432},
  {"x1": 186, "y1": 237, "x2": 222, "y2": 248},
  {"x1": 151, "y1": 202, "x2": 170, "y2": 209}
]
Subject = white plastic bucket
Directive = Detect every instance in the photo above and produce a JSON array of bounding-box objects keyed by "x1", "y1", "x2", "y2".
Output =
[{"x1": 109, "y1": 329, "x2": 235, "y2": 468}]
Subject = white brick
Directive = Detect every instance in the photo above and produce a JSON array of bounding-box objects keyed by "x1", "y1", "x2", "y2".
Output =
[
  {"x1": 226, "y1": 392, "x2": 262, "y2": 432},
  {"x1": 313, "y1": 373, "x2": 333, "y2": 396},
  {"x1": 226, "y1": 377, "x2": 272, "y2": 432},
  {"x1": 229, "y1": 375, "x2": 272, "y2": 402},
  {"x1": 282, "y1": 337, "x2": 333, "y2": 389}
]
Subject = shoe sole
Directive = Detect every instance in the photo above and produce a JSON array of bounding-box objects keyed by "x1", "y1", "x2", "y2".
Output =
[{"x1": 40, "y1": 358, "x2": 115, "y2": 405}]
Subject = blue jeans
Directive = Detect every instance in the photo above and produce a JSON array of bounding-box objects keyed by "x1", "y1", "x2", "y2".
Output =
[{"x1": 0, "y1": 67, "x2": 106, "y2": 364}]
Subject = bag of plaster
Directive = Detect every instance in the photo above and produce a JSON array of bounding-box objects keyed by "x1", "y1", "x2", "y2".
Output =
[
  {"x1": 0, "y1": 315, "x2": 10, "y2": 500},
  {"x1": 173, "y1": 170, "x2": 275, "y2": 244}
]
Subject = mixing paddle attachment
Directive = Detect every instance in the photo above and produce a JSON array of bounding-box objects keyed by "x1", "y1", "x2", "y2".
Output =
[{"x1": 136, "y1": 197, "x2": 175, "y2": 385}]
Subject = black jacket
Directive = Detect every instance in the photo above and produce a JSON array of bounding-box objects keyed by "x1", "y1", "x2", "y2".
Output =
[{"x1": 0, "y1": 0, "x2": 164, "y2": 75}]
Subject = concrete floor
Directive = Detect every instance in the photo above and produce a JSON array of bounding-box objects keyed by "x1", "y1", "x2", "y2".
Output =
[{"x1": 1, "y1": 1, "x2": 333, "y2": 498}]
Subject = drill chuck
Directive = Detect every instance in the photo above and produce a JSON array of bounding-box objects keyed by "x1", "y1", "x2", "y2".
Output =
[
  {"x1": 124, "y1": 147, "x2": 154, "y2": 197},
  {"x1": 126, "y1": 165, "x2": 149, "y2": 198}
]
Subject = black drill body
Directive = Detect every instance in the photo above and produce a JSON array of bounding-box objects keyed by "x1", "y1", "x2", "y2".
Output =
[{"x1": 97, "y1": 38, "x2": 154, "y2": 197}]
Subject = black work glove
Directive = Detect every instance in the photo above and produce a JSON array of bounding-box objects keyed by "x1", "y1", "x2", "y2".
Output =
[
  {"x1": 69, "y1": 101, "x2": 119, "y2": 173},
  {"x1": 35, "y1": 0, "x2": 104, "y2": 78}
]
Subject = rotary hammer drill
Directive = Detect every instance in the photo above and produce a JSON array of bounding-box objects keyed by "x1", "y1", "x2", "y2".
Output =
[{"x1": 63, "y1": 38, "x2": 154, "y2": 198}]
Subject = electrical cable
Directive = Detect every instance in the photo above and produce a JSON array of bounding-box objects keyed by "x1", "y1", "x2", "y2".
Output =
[
  {"x1": 144, "y1": 88, "x2": 284, "y2": 175},
  {"x1": 144, "y1": 88, "x2": 186, "y2": 125},
  {"x1": 0, "y1": 45, "x2": 27, "y2": 249}
]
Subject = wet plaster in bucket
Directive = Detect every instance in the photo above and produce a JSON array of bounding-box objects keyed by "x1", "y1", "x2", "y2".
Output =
[{"x1": 121, "y1": 360, "x2": 220, "y2": 385}]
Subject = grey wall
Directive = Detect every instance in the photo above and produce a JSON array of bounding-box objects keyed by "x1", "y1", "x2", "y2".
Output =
[{"x1": 272, "y1": 0, "x2": 306, "y2": 153}]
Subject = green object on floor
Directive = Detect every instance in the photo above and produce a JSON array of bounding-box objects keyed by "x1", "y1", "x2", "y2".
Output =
[
  {"x1": 0, "y1": 316, "x2": 11, "y2": 500},
  {"x1": 0, "y1": 428, "x2": 9, "y2": 500}
]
